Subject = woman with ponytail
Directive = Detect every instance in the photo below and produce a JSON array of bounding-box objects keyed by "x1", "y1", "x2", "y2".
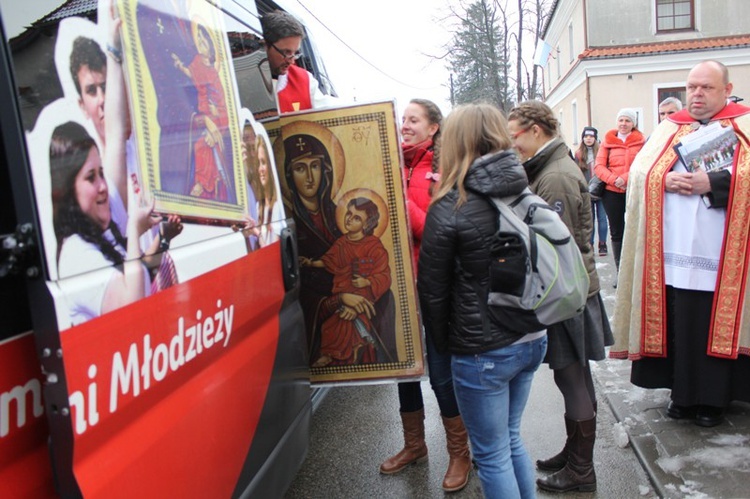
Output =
[
  {"x1": 379, "y1": 99, "x2": 471, "y2": 492},
  {"x1": 508, "y1": 101, "x2": 613, "y2": 494}
]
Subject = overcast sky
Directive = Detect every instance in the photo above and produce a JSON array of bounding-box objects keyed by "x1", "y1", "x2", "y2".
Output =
[{"x1": 288, "y1": 0, "x2": 456, "y2": 117}]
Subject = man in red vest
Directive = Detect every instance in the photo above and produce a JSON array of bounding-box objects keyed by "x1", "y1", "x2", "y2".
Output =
[{"x1": 260, "y1": 10, "x2": 336, "y2": 113}]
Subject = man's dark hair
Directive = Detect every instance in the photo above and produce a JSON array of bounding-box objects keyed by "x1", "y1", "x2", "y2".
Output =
[
  {"x1": 69, "y1": 37, "x2": 106, "y2": 96},
  {"x1": 260, "y1": 10, "x2": 305, "y2": 45}
]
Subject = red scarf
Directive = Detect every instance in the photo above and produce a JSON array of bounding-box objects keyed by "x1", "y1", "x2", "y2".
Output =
[{"x1": 402, "y1": 139, "x2": 433, "y2": 169}]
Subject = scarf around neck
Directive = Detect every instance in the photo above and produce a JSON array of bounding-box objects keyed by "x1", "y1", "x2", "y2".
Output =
[{"x1": 402, "y1": 139, "x2": 433, "y2": 169}]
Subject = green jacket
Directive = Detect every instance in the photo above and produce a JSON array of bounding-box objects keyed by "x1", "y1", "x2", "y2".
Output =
[{"x1": 523, "y1": 138, "x2": 600, "y2": 295}]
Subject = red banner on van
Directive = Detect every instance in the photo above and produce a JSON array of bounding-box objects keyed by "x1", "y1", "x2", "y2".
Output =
[
  {"x1": 0, "y1": 333, "x2": 56, "y2": 498},
  {"x1": 56, "y1": 250, "x2": 282, "y2": 497}
]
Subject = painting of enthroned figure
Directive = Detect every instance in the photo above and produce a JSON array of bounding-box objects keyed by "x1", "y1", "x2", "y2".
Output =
[{"x1": 269, "y1": 102, "x2": 425, "y2": 384}]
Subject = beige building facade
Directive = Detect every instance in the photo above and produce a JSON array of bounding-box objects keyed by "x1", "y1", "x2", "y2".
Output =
[{"x1": 540, "y1": 0, "x2": 750, "y2": 147}]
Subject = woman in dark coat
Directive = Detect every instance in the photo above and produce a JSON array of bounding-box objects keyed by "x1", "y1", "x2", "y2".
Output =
[
  {"x1": 418, "y1": 103, "x2": 547, "y2": 499},
  {"x1": 508, "y1": 100, "x2": 613, "y2": 493}
]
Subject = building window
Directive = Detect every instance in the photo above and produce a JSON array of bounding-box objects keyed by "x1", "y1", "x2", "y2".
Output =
[
  {"x1": 568, "y1": 22, "x2": 574, "y2": 63},
  {"x1": 658, "y1": 87, "x2": 686, "y2": 105},
  {"x1": 658, "y1": 87, "x2": 686, "y2": 117},
  {"x1": 556, "y1": 44, "x2": 561, "y2": 79},
  {"x1": 656, "y1": 0, "x2": 694, "y2": 32},
  {"x1": 572, "y1": 100, "x2": 578, "y2": 143}
]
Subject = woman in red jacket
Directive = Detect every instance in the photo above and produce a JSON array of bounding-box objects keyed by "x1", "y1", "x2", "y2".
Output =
[
  {"x1": 379, "y1": 99, "x2": 471, "y2": 492},
  {"x1": 594, "y1": 108, "x2": 645, "y2": 274}
]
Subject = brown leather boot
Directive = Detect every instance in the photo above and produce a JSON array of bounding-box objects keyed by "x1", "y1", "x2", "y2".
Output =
[
  {"x1": 536, "y1": 415, "x2": 597, "y2": 493},
  {"x1": 537, "y1": 402, "x2": 596, "y2": 472},
  {"x1": 379, "y1": 409, "x2": 428, "y2": 474},
  {"x1": 441, "y1": 415, "x2": 471, "y2": 492},
  {"x1": 536, "y1": 415, "x2": 574, "y2": 471}
]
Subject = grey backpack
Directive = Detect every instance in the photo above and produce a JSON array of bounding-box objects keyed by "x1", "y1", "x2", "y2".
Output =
[{"x1": 471, "y1": 188, "x2": 590, "y2": 335}]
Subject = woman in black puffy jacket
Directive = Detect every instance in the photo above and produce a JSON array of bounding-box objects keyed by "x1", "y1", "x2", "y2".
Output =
[{"x1": 418, "y1": 103, "x2": 547, "y2": 499}]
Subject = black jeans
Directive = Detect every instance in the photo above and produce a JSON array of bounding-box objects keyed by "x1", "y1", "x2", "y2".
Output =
[
  {"x1": 601, "y1": 190, "x2": 626, "y2": 246},
  {"x1": 397, "y1": 333, "x2": 460, "y2": 417}
]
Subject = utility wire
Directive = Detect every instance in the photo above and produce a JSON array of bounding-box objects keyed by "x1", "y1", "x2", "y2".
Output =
[{"x1": 294, "y1": 0, "x2": 443, "y2": 91}]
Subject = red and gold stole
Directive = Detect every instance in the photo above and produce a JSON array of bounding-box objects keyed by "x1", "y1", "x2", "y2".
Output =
[{"x1": 641, "y1": 110, "x2": 750, "y2": 359}]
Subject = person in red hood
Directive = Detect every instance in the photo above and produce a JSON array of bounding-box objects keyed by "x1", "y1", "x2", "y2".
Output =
[
  {"x1": 379, "y1": 99, "x2": 471, "y2": 493},
  {"x1": 593, "y1": 108, "x2": 645, "y2": 276}
]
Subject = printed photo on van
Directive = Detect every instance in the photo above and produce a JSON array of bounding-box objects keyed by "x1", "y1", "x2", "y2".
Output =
[{"x1": 22, "y1": 5, "x2": 285, "y2": 329}]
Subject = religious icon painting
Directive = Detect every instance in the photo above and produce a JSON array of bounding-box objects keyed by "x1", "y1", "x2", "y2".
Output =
[
  {"x1": 266, "y1": 101, "x2": 425, "y2": 385},
  {"x1": 118, "y1": 0, "x2": 248, "y2": 224}
]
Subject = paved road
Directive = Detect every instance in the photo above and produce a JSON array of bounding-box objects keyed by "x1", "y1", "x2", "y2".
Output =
[
  {"x1": 286, "y1": 245, "x2": 750, "y2": 498},
  {"x1": 286, "y1": 367, "x2": 656, "y2": 498}
]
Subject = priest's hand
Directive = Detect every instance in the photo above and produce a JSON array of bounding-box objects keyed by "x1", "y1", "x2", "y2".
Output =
[
  {"x1": 687, "y1": 170, "x2": 712, "y2": 195},
  {"x1": 666, "y1": 171, "x2": 694, "y2": 194}
]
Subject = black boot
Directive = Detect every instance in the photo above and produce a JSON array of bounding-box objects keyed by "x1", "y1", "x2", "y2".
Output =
[
  {"x1": 612, "y1": 241, "x2": 622, "y2": 272},
  {"x1": 537, "y1": 416, "x2": 597, "y2": 493},
  {"x1": 536, "y1": 403, "x2": 596, "y2": 472},
  {"x1": 536, "y1": 415, "x2": 574, "y2": 472}
]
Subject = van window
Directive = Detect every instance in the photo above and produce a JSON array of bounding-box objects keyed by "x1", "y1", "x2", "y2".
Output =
[
  {"x1": 255, "y1": 0, "x2": 336, "y2": 97},
  {"x1": 0, "y1": 136, "x2": 33, "y2": 341}
]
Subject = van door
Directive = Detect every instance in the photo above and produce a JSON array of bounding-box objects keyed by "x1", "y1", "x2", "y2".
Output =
[
  {"x1": 0, "y1": 1, "x2": 310, "y2": 497},
  {"x1": 0, "y1": 20, "x2": 56, "y2": 495}
]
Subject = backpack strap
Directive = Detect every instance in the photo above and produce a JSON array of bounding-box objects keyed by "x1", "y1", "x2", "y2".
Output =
[
  {"x1": 489, "y1": 196, "x2": 540, "y2": 274},
  {"x1": 455, "y1": 193, "x2": 502, "y2": 343},
  {"x1": 508, "y1": 190, "x2": 533, "y2": 210}
]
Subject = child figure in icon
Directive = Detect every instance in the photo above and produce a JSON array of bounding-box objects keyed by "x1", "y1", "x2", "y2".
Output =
[
  {"x1": 172, "y1": 21, "x2": 233, "y2": 202},
  {"x1": 300, "y1": 196, "x2": 392, "y2": 367}
]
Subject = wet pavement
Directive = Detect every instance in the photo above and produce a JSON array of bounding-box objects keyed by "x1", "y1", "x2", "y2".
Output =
[
  {"x1": 596, "y1": 355, "x2": 750, "y2": 498},
  {"x1": 285, "y1": 245, "x2": 750, "y2": 498}
]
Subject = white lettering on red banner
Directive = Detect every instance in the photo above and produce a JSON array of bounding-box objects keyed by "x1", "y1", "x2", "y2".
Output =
[
  {"x1": 64, "y1": 301, "x2": 235, "y2": 435},
  {"x1": 1, "y1": 378, "x2": 44, "y2": 437}
]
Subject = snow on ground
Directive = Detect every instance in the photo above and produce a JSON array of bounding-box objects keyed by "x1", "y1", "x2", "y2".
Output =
[
  {"x1": 613, "y1": 421, "x2": 630, "y2": 448},
  {"x1": 656, "y1": 433, "x2": 750, "y2": 474}
]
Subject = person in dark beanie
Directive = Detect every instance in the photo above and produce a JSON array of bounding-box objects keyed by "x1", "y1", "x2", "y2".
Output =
[{"x1": 575, "y1": 127, "x2": 608, "y2": 256}]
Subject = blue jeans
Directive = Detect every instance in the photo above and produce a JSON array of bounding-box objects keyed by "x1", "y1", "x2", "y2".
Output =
[
  {"x1": 452, "y1": 336, "x2": 547, "y2": 499},
  {"x1": 590, "y1": 199, "x2": 608, "y2": 245}
]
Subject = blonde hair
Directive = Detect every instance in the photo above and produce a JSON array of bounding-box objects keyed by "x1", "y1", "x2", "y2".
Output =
[
  {"x1": 507, "y1": 100, "x2": 559, "y2": 138},
  {"x1": 256, "y1": 138, "x2": 277, "y2": 224},
  {"x1": 432, "y1": 103, "x2": 513, "y2": 207}
]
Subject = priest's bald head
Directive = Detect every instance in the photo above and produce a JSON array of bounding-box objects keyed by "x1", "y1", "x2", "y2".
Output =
[{"x1": 686, "y1": 60, "x2": 733, "y2": 122}]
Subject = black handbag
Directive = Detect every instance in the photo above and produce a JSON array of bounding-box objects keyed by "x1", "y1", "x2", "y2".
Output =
[
  {"x1": 588, "y1": 175, "x2": 605, "y2": 199},
  {"x1": 588, "y1": 148, "x2": 609, "y2": 199}
]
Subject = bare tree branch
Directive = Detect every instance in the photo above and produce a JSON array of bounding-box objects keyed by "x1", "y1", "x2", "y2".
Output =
[{"x1": 440, "y1": 0, "x2": 554, "y2": 108}]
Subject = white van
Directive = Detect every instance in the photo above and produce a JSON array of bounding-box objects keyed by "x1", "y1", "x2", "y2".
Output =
[{"x1": 0, "y1": 0, "x2": 334, "y2": 496}]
